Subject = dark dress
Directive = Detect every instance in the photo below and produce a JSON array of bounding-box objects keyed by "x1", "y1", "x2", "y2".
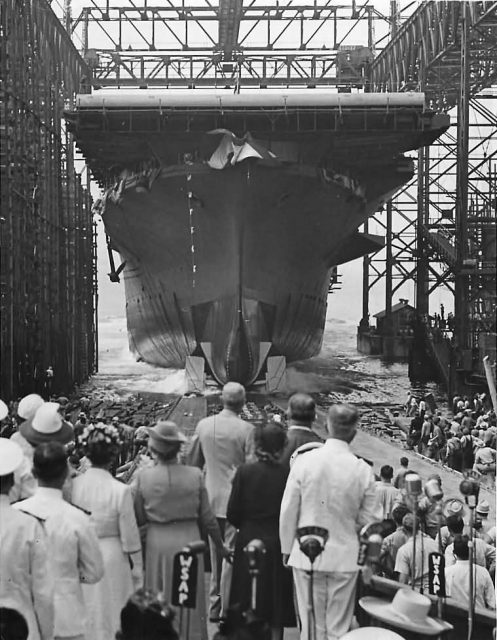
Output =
[{"x1": 226, "y1": 461, "x2": 296, "y2": 628}]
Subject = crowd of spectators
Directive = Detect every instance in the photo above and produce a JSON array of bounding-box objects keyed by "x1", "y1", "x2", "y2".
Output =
[
  {"x1": 0, "y1": 386, "x2": 495, "y2": 640},
  {"x1": 405, "y1": 392, "x2": 496, "y2": 486}
]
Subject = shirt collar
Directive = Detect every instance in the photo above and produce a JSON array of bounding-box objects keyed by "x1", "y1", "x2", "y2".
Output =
[
  {"x1": 220, "y1": 408, "x2": 239, "y2": 418},
  {"x1": 36, "y1": 486, "x2": 63, "y2": 499},
  {"x1": 288, "y1": 424, "x2": 314, "y2": 432},
  {"x1": 323, "y1": 438, "x2": 350, "y2": 451}
]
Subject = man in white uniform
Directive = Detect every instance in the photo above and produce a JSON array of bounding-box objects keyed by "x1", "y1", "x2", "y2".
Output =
[
  {"x1": 15, "y1": 442, "x2": 103, "y2": 640},
  {"x1": 280, "y1": 403, "x2": 380, "y2": 640},
  {"x1": 0, "y1": 439, "x2": 54, "y2": 640}
]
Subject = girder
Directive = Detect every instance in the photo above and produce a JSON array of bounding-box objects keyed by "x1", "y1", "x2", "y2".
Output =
[
  {"x1": 218, "y1": 0, "x2": 243, "y2": 61},
  {"x1": 369, "y1": 1, "x2": 497, "y2": 111}
]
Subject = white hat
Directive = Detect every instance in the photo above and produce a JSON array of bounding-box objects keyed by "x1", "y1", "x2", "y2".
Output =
[
  {"x1": 20, "y1": 402, "x2": 74, "y2": 446},
  {"x1": 33, "y1": 403, "x2": 62, "y2": 433},
  {"x1": 341, "y1": 628, "x2": 405, "y2": 640},
  {"x1": 17, "y1": 394, "x2": 44, "y2": 420},
  {"x1": 0, "y1": 399, "x2": 8, "y2": 421},
  {"x1": 359, "y1": 589, "x2": 453, "y2": 636},
  {"x1": 0, "y1": 439, "x2": 24, "y2": 476}
]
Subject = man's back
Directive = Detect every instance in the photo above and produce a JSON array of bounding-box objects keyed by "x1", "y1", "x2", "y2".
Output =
[
  {"x1": 279, "y1": 426, "x2": 322, "y2": 468},
  {"x1": 280, "y1": 438, "x2": 379, "y2": 572},
  {"x1": 190, "y1": 408, "x2": 255, "y2": 516},
  {"x1": 15, "y1": 487, "x2": 103, "y2": 637},
  {"x1": 375, "y1": 481, "x2": 400, "y2": 520},
  {"x1": 445, "y1": 561, "x2": 495, "y2": 609},
  {"x1": 0, "y1": 497, "x2": 54, "y2": 640}
]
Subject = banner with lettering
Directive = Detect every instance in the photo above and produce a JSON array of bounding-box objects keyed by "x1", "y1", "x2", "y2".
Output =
[
  {"x1": 428, "y1": 552, "x2": 446, "y2": 597},
  {"x1": 171, "y1": 551, "x2": 199, "y2": 609}
]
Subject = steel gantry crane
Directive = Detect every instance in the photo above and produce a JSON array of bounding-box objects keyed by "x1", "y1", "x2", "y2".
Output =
[{"x1": 66, "y1": 1, "x2": 496, "y2": 395}]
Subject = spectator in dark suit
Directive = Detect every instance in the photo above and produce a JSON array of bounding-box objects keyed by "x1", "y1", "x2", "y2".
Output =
[{"x1": 279, "y1": 393, "x2": 322, "y2": 468}]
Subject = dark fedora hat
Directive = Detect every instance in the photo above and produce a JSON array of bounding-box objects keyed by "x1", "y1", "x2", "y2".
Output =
[{"x1": 20, "y1": 402, "x2": 74, "y2": 446}]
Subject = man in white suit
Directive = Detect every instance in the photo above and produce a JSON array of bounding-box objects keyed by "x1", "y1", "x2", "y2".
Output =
[{"x1": 280, "y1": 403, "x2": 380, "y2": 640}]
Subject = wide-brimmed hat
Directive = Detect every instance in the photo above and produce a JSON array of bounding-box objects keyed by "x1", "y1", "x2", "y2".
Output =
[
  {"x1": 359, "y1": 589, "x2": 452, "y2": 636},
  {"x1": 0, "y1": 439, "x2": 24, "y2": 476},
  {"x1": 443, "y1": 498, "x2": 466, "y2": 519},
  {"x1": 0, "y1": 399, "x2": 8, "y2": 421},
  {"x1": 476, "y1": 500, "x2": 490, "y2": 515},
  {"x1": 146, "y1": 421, "x2": 186, "y2": 454},
  {"x1": 17, "y1": 394, "x2": 44, "y2": 420},
  {"x1": 20, "y1": 402, "x2": 74, "y2": 446}
]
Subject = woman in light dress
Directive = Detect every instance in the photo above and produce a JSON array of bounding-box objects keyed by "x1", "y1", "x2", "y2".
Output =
[
  {"x1": 71, "y1": 422, "x2": 143, "y2": 640},
  {"x1": 133, "y1": 420, "x2": 229, "y2": 640}
]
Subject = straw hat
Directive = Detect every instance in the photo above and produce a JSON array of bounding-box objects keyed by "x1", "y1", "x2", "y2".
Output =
[
  {"x1": 146, "y1": 421, "x2": 186, "y2": 455},
  {"x1": 359, "y1": 589, "x2": 453, "y2": 636},
  {"x1": 476, "y1": 500, "x2": 490, "y2": 515},
  {"x1": 443, "y1": 498, "x2": 466, "y2": 519},
  {"x1": 0, "y1": 399, "x2": 8, "y2": 421},
  {"x1": 341, "y1": 628, "x2": 405, "y2": 640},
  {"x1": 20, "y1": 402, "x2": 74, "y2": 446},
  {"x1": 0, "y1": 439, "x2": 24, "y2": 476},
  {"x1": 17, "y1": 394, "x2": 44, "y2": 420}
]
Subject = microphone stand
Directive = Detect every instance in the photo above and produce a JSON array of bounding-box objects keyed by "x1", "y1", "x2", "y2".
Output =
[
  {"x1": 466, "y1": 495, "x2": 477, "y2": 640},
  {"x1": 297, "y1": 527, "x2": 328, "y2": 640}
]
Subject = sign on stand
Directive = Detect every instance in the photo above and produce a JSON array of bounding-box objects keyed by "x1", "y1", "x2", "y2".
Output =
[
  {"x1": 428, "y1": 552, "x2": 446, "y2": 597},
  {"x1": 171, "y1": 550, "x2": 199, "y2": 609}
]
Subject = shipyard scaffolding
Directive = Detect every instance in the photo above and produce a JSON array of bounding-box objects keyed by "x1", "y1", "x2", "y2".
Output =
[
  {"x1": 358, "y1": 1, "x2": 497, "y2": 396},
  {"x1": 0, "y1": 0, "x2": 97, "y2": 400}
]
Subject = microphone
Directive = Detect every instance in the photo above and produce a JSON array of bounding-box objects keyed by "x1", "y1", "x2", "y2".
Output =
[
  {"x1": 182, "y1": 540, "x2": 207, "y2": 555},
  {"x1": 244, "y1": 539, "x2": 266, "y2": 572},
  {"x1": 405, "y1": 473, "x2": 423, "y2": 497},
  {"x1": 297, "y1": 526, "x2": 328, "y2": 564},
  {"x1": 425, "y1": 477, "x2": 444, "y2": 502}
]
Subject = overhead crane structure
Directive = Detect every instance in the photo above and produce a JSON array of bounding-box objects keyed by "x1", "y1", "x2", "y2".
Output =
[
  {"x1": 2, "y1": 1, "x2": 495, "y2": 398},
  {"x1": 70, "y1": 0, "x2": 496, "y2": 393},
  {"x1": 361, "y1": 1, "x2": 497, "y2": 393},
  {"x1": 0, "y1": 0, "x2": 97, "y2": 400}
]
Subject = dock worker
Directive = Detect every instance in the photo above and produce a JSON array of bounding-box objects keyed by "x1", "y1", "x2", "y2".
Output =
[{"x1": 187, "y1": 382, "x2": 255, "y2": 623}]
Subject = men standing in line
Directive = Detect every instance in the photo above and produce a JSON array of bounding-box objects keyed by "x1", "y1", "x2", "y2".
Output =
[
  {"x1": 280, "y1": 404, "x2": 380, "y2": 640},
  {"x1": 187, "y1": 382, "x2": 255, "y2": 622},
  {"x1": 15, "y1": 442, "x2": 103, "y2": 640},
  {"x1": 0, "y1": 439, "x2": 54, "y2": 640},
  {"x1": 279, "y1": 393, "x2": 323, "y2": 468}
]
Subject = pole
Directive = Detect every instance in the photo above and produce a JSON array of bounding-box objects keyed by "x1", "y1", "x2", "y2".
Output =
[
  {"x1": 483, "y1": 356, "x2": 497, "y2": 413},
  {"x1": 467, "y1": 503, "x2": 475, "y2": 640}
]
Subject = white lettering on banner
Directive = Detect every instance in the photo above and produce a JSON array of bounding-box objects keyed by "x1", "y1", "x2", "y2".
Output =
[
  {"x1": 178, "y1": 554, "x2": 193, "y2": 605},
  {"x1": 432, "y1": 554, "x2": 441, "y2": 595}
]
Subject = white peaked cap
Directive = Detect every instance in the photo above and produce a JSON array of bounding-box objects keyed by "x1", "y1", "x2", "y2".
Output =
[
  {"x1": 32, "y1": 402, "x2": 62, "y2": 434},
  {"x1": 0, "y1": 399, "x2": 8, "y2": 421},
  {"x1": 17, "y1": 394, "x2": 44, "y2": 420},
  {"x1": 0, "y1": 438, "x2": 23, "y2": 476}
]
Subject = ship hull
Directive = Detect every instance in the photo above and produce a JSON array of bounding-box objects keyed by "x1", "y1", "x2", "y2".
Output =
[{"x1": 104, "y1": 161, "x2": 410, "y2": 383}]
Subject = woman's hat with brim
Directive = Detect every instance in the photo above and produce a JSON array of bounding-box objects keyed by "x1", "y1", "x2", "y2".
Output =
[
  {"x1": 146, "y1": 421, "x2": 187, "y2": 453},
  {"x1": 20, "y1": 402, "x2": 74, "y2": 446},
  {"x1": 0, "y1": 438, "x2": 24, "y2": 476},
  {"x1": 359, "y1": 590, "x2": 453, "y2": 636}
]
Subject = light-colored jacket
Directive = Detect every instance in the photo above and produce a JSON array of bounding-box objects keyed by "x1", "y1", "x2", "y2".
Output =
[
  {"x1": 187, "y1": 408, "x2": 255, "y2": 517},
  {"x1": 279, "y1": 437, "x2": 380, "y2": 572},
  {"x1": 15, "y1": 487, "x2": 104, "y2": 637},
  {"x1": 0, "y1": 495, "x2": 54, "y2": 640}
]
